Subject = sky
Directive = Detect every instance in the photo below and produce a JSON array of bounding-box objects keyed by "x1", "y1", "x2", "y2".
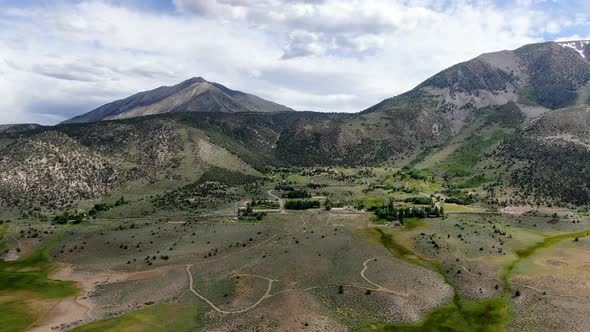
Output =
[{"x1": 0, "y1": 0, "x2": 589, "y2": 125}]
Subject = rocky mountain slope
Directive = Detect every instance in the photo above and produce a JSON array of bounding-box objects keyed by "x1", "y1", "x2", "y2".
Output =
[
  {"x1": 63, "y1": 77, "x2": 295, "y2": 124},
  {"x1": 3, "y1": 40, "x2": 590, "y2": 211},
  {"x1": 558, "y1": 40, "x2": 590, "y2": 58},
  {"x1": 492, "y1": 105, "x2": 590, "y2": 205},
  {"x1": 0, "y1": 108, "x2": 452, "y2": 211},
  {"x1": 0, "y1": 115, "x2": 267, "y2": 211},
  {"x1": 364, "y1": 41, "x2": 590, "y2": 132}
]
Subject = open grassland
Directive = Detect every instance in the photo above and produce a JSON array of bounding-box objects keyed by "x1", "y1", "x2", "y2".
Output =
[
  {"x1": 71, "y1": 303, "x2": 201, "y2": 332},
  {"x1": 0, "y1": 225, "x2": 79, "y2": 332},
  {"x1": 2, "y1": 210, "x2": 587, "y2": 331},
  {"x1": 2, "y1": 167, "x2": 590, "y2": 331}
]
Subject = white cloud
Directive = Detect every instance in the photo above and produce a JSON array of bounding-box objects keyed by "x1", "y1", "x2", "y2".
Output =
[{"x1": 0, "y1": 0, "x2": 585, "y2": 124}]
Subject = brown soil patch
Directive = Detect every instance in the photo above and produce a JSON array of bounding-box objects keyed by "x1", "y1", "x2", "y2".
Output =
[{"x1": 125, "y1": 270, "x2": 165, "y2": 281}]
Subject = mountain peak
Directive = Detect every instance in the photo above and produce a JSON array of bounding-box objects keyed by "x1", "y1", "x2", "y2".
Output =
[
  {"x1": 362, "y1": 39, "x2": 590, "y2": 133},
  {"x1": 183, "y1": 77, "x2": 208, "y2": 84},
  {"x1": 63, "y1": 77, "x2": 295, "y2": 124}
]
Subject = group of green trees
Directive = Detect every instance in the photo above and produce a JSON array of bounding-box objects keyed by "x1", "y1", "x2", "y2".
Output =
[
  {"x1": 239, "y1": 203, "x2": 266, "y2": 221},
  {"x1": 367, "y1": 183, "x2": 418, "y2": 194},
  {"x1": 405, "y1": 196, "x2": 434, "y2": 205},
  {"x1": 281, "y1": 190, "x2": 312, "y2": 199},
  {"x1": 250, "y1": 199, "x2": 280, "y2": 209},
  {"x1": 442, "y1": 189, "x2": 477, "y2": 205},
  {"x1": 274, "y1": 184, "x2": 295, "y2": 191},
  {"x1": 369, "y1": 199, "x2": 444, "y2": 222},
  {"x1": 399, "y1": 168, "x2": 433, "y2": 181},
  {"x1": 153, "y1": 182, "x2": 239, "y2": 211},
  {"x1": 285, "y1": 200, "x2": 321, "y2": 210},
  {"x1": 53, "y1": 211, "x2": 85, "y2": 224},
  {"x1": 53, "y1": 196, "x2": 127, "y2": 224},
  {"x1": 87, "y1": 196, "x2": 127, "y2": 216}
]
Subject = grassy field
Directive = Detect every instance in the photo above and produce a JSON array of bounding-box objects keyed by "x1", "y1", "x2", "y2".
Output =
[
  {"x1": 71, "y1": 303, "x2": 202, "y2": 332},
  {"x1": 0, "y1": 225, "x2": 79, "y2": 332},
  {"x1": 2, "y1": 167, "x2": 590, "y2": 331}
]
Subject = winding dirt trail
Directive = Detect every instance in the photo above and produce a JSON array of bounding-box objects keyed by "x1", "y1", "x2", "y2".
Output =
[
  {"x1": 460, "y1": 264, "x2": 589, "y2": 301},
  {"x1": 186, "y1": 265, "x2": 277, "y2": 314},
  {"x1": 268, "y1": 190, "x2": 285, "y2": 214},
  {"x1": 32, "y1": 234, "x2": 280, "y2": 330},
  {"x1": 359, "y1": 257, "x2": 408, "y2": 296},
  {"x1": 186, "y1": 255, "x2": 407, "y2": 314},
  {"x1": 299, "y1": 215, "x2": 307, "y2": 228}
]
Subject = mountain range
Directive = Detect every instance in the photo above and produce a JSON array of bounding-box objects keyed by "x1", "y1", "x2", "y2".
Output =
[{"x1": 2, "y1": 40, "x2": 590, "y2": 213}]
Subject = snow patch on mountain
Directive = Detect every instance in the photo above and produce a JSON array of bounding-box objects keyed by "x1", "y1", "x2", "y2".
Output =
[{"x1": 558, "y1": 40, "x2": 590, "y2": 58}]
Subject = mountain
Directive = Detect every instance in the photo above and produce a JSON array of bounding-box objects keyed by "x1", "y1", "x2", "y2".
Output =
[
  {"x1": 63, "y1": 77, "x2": 295, "y2": 124},
  {"x1": 358, "y1": 40, "x2": 590, "y2": 206},
  {"x1": 0, "y1": 108, "x2": 452, "y2": 211},
  {"x1": 3, "y1": 40, "x2": 590, "y2": 212},
  {"x1": 0, "y1": 114, "x2": 268, "y2": 211},
  {"x1": 364, "y1": 41, "x2": 590, "y2": 132},
  {"x1": 492, "y1": 105, "x2": 590, "y2": 205}
]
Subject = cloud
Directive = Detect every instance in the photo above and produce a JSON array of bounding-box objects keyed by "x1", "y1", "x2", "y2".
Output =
[
  {"x1": 282, "y1": 31, "x2": 325, "y2": 59},
  {"x1": 32, "y1": 62, "x2": 115, "y2": 82},
  {"x1": 172, "y1": 0, "x2": 560, "y2": 59},
  {"x1": 0, "y1": 0, "x2": 587, "y2": 124}
]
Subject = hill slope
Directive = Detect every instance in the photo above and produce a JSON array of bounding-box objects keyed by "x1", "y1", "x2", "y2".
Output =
[
  {"x1": 491, "y1": 105, "x2": 590, "y2": 205},
  {"x1": 364, "y1": 41, "x2": 590, "y2": 132},
  {"x1": 63, "y1": 77, "x2": 295, "y2": 124}
]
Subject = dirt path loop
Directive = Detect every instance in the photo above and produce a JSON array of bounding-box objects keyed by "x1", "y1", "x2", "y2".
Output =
[
  {"x1": 186, "y1": 265, "x2": 276, "y2": 314},
  {"x1": 32, "y1": 234, "x2": 280, "y2": 330},
  {"x1": 268, "y1": 190, "x2": 285, "y2": 214},
  {"x1": 359, "y1": 257, "x2": 408, "y2": 296},
  {"x1": 187, "y1": 255, "x2": 408, "y2": 315},
  {"x1": 460, "y1": 265, "x2": 589, "y2": 301}
]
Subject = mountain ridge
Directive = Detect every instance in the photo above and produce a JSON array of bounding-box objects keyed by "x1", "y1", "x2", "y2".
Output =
[
  {"x1": 62, "y1": 77, "x2": 295, "y2": 124},
  {"x1": 363, "y1": 40, "x2": 590, "y2": 132}
]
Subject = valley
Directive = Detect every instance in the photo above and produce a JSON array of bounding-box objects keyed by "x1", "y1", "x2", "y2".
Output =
[
  {"x1": 1, "y1": 167, "x2": 590, "y2": 331},
  {"x1": 2, "y1": 39, "x2": 590, "y2": 331}
]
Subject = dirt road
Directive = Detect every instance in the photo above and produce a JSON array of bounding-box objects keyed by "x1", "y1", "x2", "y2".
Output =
[{"x1": 268, "y1": 190, "x2": 286, "y2": 214}]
